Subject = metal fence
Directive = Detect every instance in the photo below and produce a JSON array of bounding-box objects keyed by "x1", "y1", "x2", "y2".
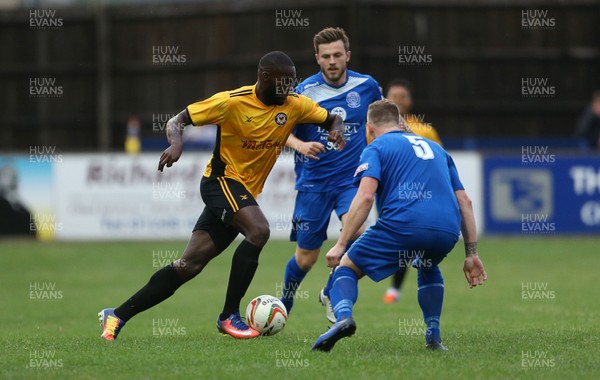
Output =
[{"x1": 1, "y1": 0, "x2": 599, "y2": 151}]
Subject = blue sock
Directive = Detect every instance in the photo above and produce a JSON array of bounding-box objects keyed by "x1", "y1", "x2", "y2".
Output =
[
  {"x1": 417, "y1": 264, "x2": 444, "y2": 343},
  {"x1": 323, "y1": 240, "x2": 355, "y2": 297},
  {"x1": 323, "y1": 269, "x2": 335, "y2": 298},
  {"x1": 329, "y1": 266, "x2": 358, "y2": 321},
  {"x1": 281, "y1": 256, "x2": 307, "y2": 314}
]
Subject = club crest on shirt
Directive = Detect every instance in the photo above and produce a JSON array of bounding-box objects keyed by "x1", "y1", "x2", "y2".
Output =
[
  {"x1": 330, "y1": 106, "x2": 347, "y2": 121},
  {"x1": 346, "y1": 91, "x2": 361, "y2": 108},
  {"x1": 354, "y1": 163, "x2": 368, "y2": 176},
  {"x1": 275, "y1": 112, "x2": 287, "y2": 125}
]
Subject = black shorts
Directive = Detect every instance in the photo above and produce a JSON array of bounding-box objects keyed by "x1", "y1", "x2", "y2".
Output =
[{"x1": 193, "y1": 176, "x2": 258, "y2": 252}]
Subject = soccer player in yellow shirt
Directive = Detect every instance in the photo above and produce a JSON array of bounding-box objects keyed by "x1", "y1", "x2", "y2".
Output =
[
  {"x1": 99, "y1": 51, "x2": 345, "y2": 340},
  {"x1": 385, "y1": 78, "x2": 442, "y2": 144},
  {"x1": 383, "y1": 78, "x2": 443, "y2": 303}
]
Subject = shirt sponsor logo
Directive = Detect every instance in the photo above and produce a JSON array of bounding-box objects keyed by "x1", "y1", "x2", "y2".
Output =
[{"x1": 242, "y1": 140, "x2": 282, "y2": 150}]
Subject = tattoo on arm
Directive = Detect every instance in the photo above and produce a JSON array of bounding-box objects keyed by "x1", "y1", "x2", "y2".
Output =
[
  {"x1": 166, "y1": 111, "x2": 189, "y2": 145},
  {"x1": 465, "y1": 242, "x2": 478, "y2": 256}
]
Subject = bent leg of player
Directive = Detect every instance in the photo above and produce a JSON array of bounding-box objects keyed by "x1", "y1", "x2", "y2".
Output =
[
  {"x1": 315, "y1": 223, "x2": 452, "y2": 351},
  {"x1": 99, "y1": 218, "x2": 229, "y2": 341},
  {"x1": 412, "y1": 228, "x2": 458, "y2": 351},
  {"x1": 320, "y1": 247, "x2": 352, "y2": 324},
  {"x1": 321, "y1": 240, "x2": 355, "y2": 298},
  {"x1": 319, "y1": 186, "x2": 365, "y2": 322},
  {"x1": 177, "y1": 176, "x2": 264, "y2": 339},
  {"x1": 417, "y1": 265, "x2": 446, "y2": 351},
  {"x1": 218, "y1": 204, "x2": 270, "y2": 338},
  {"x1": 322, "y1": 237, "x2": 357, "y2": 300},
  {"x1": 282, "y1": 247, "x2": 319, "y2": 314},
  {"x1": 282, "y1": 191, "x2": 333, "y2": 315},
  {"x1": 311, "y1": 259, "x2": 360, "y2": 352},
  {"x1": 319, "y1": 267, "x2": 336, "y2": 323},
  {"x1": 319, "y1": 186, "x2": 365, "y2": 323},
  {"x1": 314, "y1": 223, "x2": 403, "y2": 352}
]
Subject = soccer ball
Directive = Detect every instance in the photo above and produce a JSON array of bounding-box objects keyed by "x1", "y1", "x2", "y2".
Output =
[{"x1": 245, "y1": 295, "x2": 288, "y2": 336}]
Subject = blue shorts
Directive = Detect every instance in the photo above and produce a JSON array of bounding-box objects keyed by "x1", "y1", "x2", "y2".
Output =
[
  {"x1": 290, "y1": 186, "x2": 357, "y2": 250},
  {"x1": 347, "y1": 222, "x2": 459, "y2": 282}
]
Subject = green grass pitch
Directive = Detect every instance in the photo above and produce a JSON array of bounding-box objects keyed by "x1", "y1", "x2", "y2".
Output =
[{"x1": 1, "y1": 237, "x2": 598, "y2": 379}]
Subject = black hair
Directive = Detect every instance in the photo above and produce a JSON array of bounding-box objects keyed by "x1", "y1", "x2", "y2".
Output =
[{"x1": 258, "y1": 51, "x2": 295, "y2": 70}]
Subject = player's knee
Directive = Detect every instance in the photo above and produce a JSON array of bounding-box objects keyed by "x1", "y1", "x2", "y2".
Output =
[
  {"x1": 176, "y1": 247, "x2": 216, "y2": 279},
  {"x1": 177, "y1": 256, "x2": 207, "y2": 279},
  {"x1": 295, "y1": 249, "x2": 319, "y2": 271},
  {"x1": 417, "y1": 264, "x2": 443, "y2": 285},
  {"x1": 173, "y1": 262, "x2": 201, "y2": 282},
  {"x1": 246, "y1": 222, "x2": 270, "y2": 247},
  {"x1": 339, "y1": 255, "x2": 364, "y2": 278}
]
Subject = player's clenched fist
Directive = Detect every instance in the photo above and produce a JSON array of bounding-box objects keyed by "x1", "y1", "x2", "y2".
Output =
[
  {"x1": 325, "y1": 243, "x2": 345, "y2": 268},
  {"x1": 327, "y1": 128, "x2": 346, "y2": 150}
]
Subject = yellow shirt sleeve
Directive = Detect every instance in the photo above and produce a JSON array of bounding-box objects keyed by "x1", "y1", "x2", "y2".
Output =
[
  {"x1": 366, "y1": 128, "x2": 373, "y2": 145},
  {"x1": 186, "y1": 91, "x2": 229, "y2": 126},
  {"x1": 296, "y1": 95, "x2": 328, "y2": 125},
  {"x1": 427, "y1": 127, "x2": 442, "y2": 146}
]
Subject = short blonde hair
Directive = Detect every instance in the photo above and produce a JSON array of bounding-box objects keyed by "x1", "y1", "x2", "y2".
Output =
[{"x1": 367, "y1": 99, "x2": 401, "y2": 127}]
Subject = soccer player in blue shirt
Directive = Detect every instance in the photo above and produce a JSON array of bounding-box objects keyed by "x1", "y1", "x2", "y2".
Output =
[
  {"x1": 280, "y1": 27, "x2": 382, "y2": 320},
  {"x1": 312, "y1": 99, "x2": 487, "y2": 352}
]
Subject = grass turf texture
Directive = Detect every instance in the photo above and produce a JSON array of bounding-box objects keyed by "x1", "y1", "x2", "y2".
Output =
[{"x1": 1, "y1": 237, "x2": 598, "y2": 379}]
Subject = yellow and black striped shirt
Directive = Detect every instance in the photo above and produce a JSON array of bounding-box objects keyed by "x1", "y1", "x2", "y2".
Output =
[{"x1": 187, "y1": 85, "x2": 328, "y2": 197}]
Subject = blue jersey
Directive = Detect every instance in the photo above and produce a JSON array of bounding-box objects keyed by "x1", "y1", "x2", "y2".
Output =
[
  {"x1": 292, "y1": 70, "x2": 382, "y2": 191},
  {"x1": 353, "y1": 131, "x2": 464, "y2": 236}
]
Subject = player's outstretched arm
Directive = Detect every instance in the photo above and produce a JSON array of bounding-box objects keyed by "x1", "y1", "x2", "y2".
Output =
[
  {"x1": 325, "y1": 177, "x2": 377, "y2": 267},
  {"x1": 158, "y1": 110, "x2": 190, "y2": 172},
  {"x1": 456, "y1": 189, "x2": 488, "y2": 288},
  {"x1": 318, "y1": 113, "x2": 346, "y2": 150},
  {"x1": 285, "y1": 133, "x2": 325, "y2": 160}
]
